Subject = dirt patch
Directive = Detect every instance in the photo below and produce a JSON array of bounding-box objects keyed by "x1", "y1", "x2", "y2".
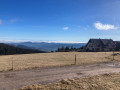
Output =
[
  {"x1": 76, "y1": 72, "x2": 83, "y2": 75},
  {"x1": 4, "y1": 73, "x2": 16, "y2": 78}
]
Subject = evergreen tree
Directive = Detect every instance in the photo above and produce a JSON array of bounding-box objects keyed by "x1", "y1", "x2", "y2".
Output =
[
  {"x1": 65, "y1": 46, "x2": 69, "y2": 52},
  {"x1": 61, "y1": 46, "x2": 65, "y2": 51}
]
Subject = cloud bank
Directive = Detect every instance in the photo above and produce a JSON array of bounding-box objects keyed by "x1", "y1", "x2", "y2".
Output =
[
  {"x1": 0, "y1": 40, "x2": 86, "y2": 43},
  {"x1": 94, "y1": 22, "x2": 118, "y2": 30}
]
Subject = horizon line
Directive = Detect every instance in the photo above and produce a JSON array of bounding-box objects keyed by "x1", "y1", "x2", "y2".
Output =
[{"x1": 0, "y1": 40, "x2": 86, "y2": 44}]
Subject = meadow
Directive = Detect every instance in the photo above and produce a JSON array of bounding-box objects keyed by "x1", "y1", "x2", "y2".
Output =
[{"x1": 0, "y1": 52, "x2": 119, "y2": 72}]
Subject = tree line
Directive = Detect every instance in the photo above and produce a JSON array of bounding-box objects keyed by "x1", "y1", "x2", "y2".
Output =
[
  {"x1": 0, "y1": 43, "x2": 45, "y2": 55},
  {"x1": 56, "y1": 46, "x2": 81, "y2": 52}
]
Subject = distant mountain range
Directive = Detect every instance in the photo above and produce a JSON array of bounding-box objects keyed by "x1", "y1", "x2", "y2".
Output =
[
  {"x1": 7, "y1": 42, "x2": 86, "y2": 52},
  {"x1": 0, "y1": 43, "x2": 45, "y2": 55}
]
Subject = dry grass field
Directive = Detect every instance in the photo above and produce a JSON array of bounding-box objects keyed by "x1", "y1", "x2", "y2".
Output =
[
  {"x1": 0, "y1": 52, "x2": 120, "y2": 72},
  {"x1": 18, "y1": 73, "x2": 120, "y2": 90}
]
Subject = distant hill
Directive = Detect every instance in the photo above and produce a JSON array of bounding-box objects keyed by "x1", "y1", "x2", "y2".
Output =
[
  {"x1": 0, "y1": 43, "x2": 45, "y2": 55},
  {"x1": 7, "y1": 42, "x2": 86, "y2": 52},
  {"x1": 16, "y1": 45, "x2": 35, "y2": 50}
]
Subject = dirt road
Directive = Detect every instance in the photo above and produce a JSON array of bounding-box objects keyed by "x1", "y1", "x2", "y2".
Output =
[{"x1": 0, "y1": 61, "x2": 120, "y2": 90}]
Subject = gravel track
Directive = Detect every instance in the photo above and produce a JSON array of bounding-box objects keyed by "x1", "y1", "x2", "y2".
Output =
[{"x1": 0, "y1": 61, "x2": 120, "y2": 90}]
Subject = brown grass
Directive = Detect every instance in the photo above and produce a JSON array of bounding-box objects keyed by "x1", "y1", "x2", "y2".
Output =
[
  {"x1": 18, "y1": 73, "x2": 120, "y2": 90},
  {"x1": 0, "y1": 52, "x2": 119, "y2": 72}
]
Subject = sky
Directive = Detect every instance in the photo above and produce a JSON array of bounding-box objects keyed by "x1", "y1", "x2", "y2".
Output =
[{"x1": 0, "y1": 0, "x2": 120, "y2": 43}]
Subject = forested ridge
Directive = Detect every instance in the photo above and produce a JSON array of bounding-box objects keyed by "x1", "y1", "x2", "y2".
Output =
[{"x1": 0, "y1": 43, "x2": 45, "y2": 55}]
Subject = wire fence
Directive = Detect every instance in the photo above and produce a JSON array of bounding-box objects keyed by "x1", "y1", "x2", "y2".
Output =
[{"x1": 0, "y1": 51, "x2": 119, "y2": 72}]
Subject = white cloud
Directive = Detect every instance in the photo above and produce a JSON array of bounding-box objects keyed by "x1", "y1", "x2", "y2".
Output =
[
  {"x1": 10, "y1": 18, "x2": 24, "y2": 23},
  {"x1": 63, "y1": 27, "x2": 69, "y2": 30},
  {"x1": 0, "y1": 19, "x2": 2, "y2": 24},
  {"x1": 38, "y1": 41, "x2": 86, "y2": 43},
  {"x1": 94, "y1": 22, "x2": 118, "y2": 30}
]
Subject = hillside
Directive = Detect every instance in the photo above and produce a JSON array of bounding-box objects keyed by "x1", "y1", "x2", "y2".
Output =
[
  {"x1": 7, "y1": 42, "x2": 86, "y2": 52},
  {"x1": 0, "y1": 43, "x2": 45, "y2": 55}
]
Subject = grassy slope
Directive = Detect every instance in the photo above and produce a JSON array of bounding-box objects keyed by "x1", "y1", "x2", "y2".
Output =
[
  {"x1": 0, "y1": 52, "x2": 120, "y2": 71},
  {"x1": 18, "y1": 73, "x2": 120, "y2": 90}
]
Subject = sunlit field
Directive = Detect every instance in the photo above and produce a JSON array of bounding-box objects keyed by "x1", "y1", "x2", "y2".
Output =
[{"x1": 0, "y1": 52, "x2": 119, "y2": 72}]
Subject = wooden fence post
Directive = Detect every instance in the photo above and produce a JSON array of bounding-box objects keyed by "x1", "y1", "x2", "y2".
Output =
[
  {"x1": 75, "y1": 54, "x2": 76, "y2": 65},
  {"x1": 11, "y1": 58, "x2": 13, "y2": 71},
  {"x1": 113, "y1": 49, "x2": 114, "y2": 60}
]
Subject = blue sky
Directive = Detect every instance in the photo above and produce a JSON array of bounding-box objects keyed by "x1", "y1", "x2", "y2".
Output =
[{"x1": 0, "y1": 0, "x2": 120, "y2": 43}]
